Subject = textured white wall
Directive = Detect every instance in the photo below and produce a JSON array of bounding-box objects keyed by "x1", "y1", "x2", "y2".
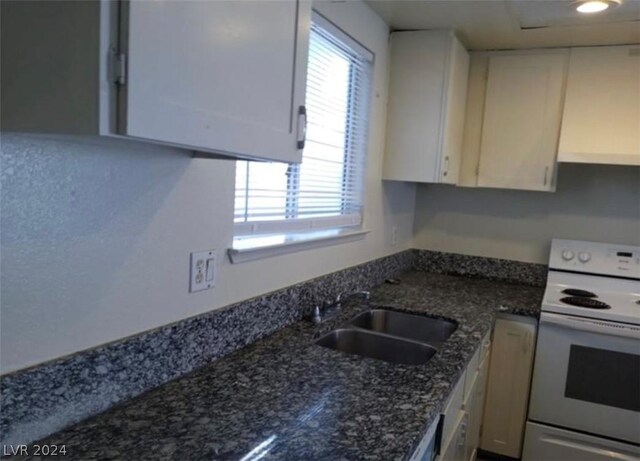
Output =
[
  {"x1": 413, "y1": 164, "x2": 640, "y2": 263},
  {"x1": 0, "y1": 1, "x2": 416, "y2": 374}
]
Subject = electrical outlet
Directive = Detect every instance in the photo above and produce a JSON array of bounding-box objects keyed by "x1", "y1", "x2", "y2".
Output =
[
  {"x1": 391, "y1": 225, "x2": 398, "y2": 246},
  {"x1": 190, "y1": 250, "x2": 216, "y2": 292}
]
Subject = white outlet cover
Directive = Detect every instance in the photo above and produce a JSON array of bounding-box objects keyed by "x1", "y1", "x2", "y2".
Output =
[{"x1": 190, "y1": 249, "x2": 216, "y2": 293}]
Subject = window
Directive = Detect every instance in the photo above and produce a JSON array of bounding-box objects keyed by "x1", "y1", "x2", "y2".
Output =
[{"x1": 233, "y1": 14, "x2": 373, "y2": 247}]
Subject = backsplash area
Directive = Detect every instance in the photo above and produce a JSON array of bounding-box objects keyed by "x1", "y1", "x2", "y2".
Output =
[
  {"x1": 413, "y1": 250, "x2": 547, "y2": 286},
  {"x1": 0, "y1": 250, "x2": 414, "y2": 447},
  {"x1": 0, "y1": 249, "x2": 545, "y2": 447}
]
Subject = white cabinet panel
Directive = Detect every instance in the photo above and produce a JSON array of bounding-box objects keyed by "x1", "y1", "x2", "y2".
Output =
[
  {"x1": 440, "y1": 411, "x2": 468, "y2": 461},
  {"x1": 121, "y1": 0, "x2": 309, "y2": 163},
  {"x1": 383, "y1": 30, "x2": 469, "y2": 184},
  {"x1": 464, "y1": 337, "x2": 491, "y2": 461},
  {"x1": 441, "y1": 372, "x2": 466, "y2": 451},
  {"x1": 477, "y1": 53, "x2": 567, "y2": 191},
  {"x1": 436, "y1": 332, "x2": 491, "y2": 461},
  {"x1": 480, "y1": 316, "x2": 536, "y2": 458},
  {"x1": 458, "y1": 55, "x2": 489, "y2": 187},
  {"x1": 1, "y1": 0, "x2": 310, "y2": 163},
  {"x1": 558, "y1": 45, "x2": 640, "y2": 166},
  {"x1": 466, "y1": 352, "x2": 489, "y2": 461}
]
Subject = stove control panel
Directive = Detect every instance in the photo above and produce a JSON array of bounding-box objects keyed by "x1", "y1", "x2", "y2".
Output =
[{"x1": 550, "y1": 239, "x2": 640, "y2": 279}]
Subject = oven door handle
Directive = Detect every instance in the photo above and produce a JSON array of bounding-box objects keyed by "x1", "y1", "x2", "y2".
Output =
[
  {"x1": 540, "y1": 434, "x2": 640, "y2": 460},
  {"x1": 541, "y1": 313, "x2": 640, "y2": 340}
]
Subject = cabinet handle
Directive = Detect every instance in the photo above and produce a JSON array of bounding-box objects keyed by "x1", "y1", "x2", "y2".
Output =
[
  {"x1": 443, "y1": 156, "x2": 449, "y2": 177},
  {"x1": 297, "y1": 105, "x2": 307, "y2": 150}
]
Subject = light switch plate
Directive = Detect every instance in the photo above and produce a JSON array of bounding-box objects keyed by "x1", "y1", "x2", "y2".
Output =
[{"x1": 190, "y1": 249, "x2": 216, "y2": 292}]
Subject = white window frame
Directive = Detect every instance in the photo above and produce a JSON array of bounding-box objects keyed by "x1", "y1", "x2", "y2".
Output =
[{"x1": 229, "y1": 12, "x2": 374, "y2": 263}]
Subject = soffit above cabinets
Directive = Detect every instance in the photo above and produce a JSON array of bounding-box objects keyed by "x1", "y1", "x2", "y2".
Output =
[{"x1": 365, "y1": 0, "x2": 640, "y2": 50}]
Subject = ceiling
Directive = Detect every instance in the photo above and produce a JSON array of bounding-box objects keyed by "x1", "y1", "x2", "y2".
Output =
[{"x1": 364, "y1": 0, "x2": 640, "y2": 50}]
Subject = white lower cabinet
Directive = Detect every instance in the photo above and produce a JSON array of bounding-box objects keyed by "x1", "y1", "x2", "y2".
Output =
[
  {"x1": 441, "y1": 372, "x2": 466, "y2": 454},
  {"x1": 465, "y1": 349, "x2": 490, "y2": 461},
  {"x1": 412, "y1": 316, "x2": 536, "y2": 461},
  {"x1": 440, "y1": 411, "x2": 469, "y2": 461},
  {"x1": 413, "y1": 331, "x2": 491, "y2": 461},
  {"x1": 480, "y1": 316, "x2": 537, "y2": 458}
]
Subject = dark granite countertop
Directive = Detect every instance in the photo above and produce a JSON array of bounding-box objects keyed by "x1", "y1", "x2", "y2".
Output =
[{"x1": 18, "y1": 271, "x2": 543, "y2": 461}]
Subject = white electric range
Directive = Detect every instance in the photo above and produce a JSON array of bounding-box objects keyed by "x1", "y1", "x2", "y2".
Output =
[{"x1": 523, "y1": 239, "x2": 640, "y2": 461}]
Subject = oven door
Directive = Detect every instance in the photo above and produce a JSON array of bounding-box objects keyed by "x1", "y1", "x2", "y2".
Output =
[{"x1": 529, "y1": 312, "x2": 640, "y2": 444}]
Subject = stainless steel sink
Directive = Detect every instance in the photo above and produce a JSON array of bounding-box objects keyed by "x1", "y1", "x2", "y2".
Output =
[
  {"x1": 316, "y1": 328, "x2": 437, "y2": 365},
  {"x1": 349, "y1": 309, "x2": 457, "y2": 345}
]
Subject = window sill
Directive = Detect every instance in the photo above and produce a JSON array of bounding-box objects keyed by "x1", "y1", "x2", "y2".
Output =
[{"x1": 228, "y1": 228, "x2": 370, "y2": 264}]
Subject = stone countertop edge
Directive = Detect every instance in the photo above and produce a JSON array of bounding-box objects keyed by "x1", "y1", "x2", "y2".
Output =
[{"x1": 9, "y1": 270, "x2": 544, "y2": 461}]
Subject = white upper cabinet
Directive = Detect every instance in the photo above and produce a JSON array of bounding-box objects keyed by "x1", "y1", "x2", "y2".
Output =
[
  {"x1": 558, "y1": 45, "x2": 640, "y2": 166},
  {"x1": 383, "y1": 30, "x2": 470, "y2": 184},
  {"x1": 1, "y1": 0, "x2": 310, "y2": 163},
  {"x1": 476, "y1": 52, "x2": 568, "y2": 191}
]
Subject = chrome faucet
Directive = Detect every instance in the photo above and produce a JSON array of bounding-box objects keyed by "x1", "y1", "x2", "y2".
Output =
[
  {"x1": 311, "y1": 290, "x2": 371, "y2": 324},
  {"x1": 335, "y1": 290, "x2": 370, "y2": 307}
]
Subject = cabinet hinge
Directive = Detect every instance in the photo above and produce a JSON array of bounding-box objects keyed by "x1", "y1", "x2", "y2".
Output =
[{"x1": 114, "y1": 52, "x2": 126, "y2": 86}]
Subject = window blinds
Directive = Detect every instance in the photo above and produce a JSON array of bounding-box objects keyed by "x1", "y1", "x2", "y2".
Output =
[{"x1": 234, "y1": 14, "x2": 373, "y2": 236}]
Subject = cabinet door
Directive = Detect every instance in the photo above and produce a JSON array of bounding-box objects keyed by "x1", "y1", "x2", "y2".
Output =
[
  {"x1": 480, "y1": 317, "x2": 536, "y2": 458},
  {"x1": 383, "y1": 31, "x2": 468, "y2": 184},
  {"x1": 558, "y1": 45, "x2": 640, "y2": 165},
  {"x1": 477, "y1": 54, "x2": 567, "y2": 191},
  {"x1": 440, "y1": 37, "x2": 470, "y2": 185},
  {"x1": 440, "y1": 411, "x2": 468, "y2": 461},
  {"x1": 119, "y1": 0, "x2": 310, "y2": 163}
]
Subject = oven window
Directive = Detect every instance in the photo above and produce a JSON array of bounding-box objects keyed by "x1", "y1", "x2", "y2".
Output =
[{"x1": 565, "y1": 345, "x2": 640, "y2": 412}]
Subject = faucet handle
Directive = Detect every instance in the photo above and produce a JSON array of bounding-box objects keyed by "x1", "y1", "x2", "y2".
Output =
[{"x1": 311, "y1": 305, "x2": 322, "y2": 324}]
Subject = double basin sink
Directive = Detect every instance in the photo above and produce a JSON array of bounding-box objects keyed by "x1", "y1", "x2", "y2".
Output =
[{"x1": 316, "y1": 309, "x2": 457, "y2": 365}]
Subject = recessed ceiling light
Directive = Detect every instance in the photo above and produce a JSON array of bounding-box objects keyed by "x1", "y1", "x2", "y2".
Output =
[{"x1": 573, "y1": 0, "x2": 621, "y2": 13}]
